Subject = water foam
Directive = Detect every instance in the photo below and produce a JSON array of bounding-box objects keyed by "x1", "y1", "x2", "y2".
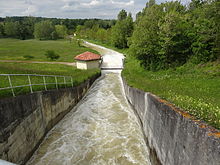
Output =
[{"x1": 27, "y1": 43, "x2": 150, "y2": 165}]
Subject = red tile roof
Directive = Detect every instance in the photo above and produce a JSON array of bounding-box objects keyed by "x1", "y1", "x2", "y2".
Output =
[{"x1": 74, "y1": 52, "x2": 101, "y2": 61}]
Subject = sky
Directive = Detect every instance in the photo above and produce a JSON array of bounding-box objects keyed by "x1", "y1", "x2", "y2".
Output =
[{"x1": 0, "y1": 0, "x2": 190, "y2": 19}]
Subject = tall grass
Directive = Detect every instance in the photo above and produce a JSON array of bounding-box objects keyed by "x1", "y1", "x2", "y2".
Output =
[{"x1": 122, "y1": 55, "x2": 220, "y2": 129}]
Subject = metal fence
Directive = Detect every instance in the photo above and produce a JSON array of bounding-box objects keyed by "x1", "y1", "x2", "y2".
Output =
[{"x1": 0, "y1": 74, "x2": 73, "y2": 97}]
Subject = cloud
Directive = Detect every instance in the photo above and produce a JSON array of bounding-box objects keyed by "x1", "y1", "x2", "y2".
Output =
[
  {"x1": 0, "y1": 0, "x2": 177, "y2": 19},
  {"x1": 111, "y1": 0, "x2": 134, "y2": 6},
  {"x1": 22, "y1": 5, "x2": 38, "y2": 15}
]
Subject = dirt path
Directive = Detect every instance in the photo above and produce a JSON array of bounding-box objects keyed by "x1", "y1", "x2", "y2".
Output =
[{"x1": 0, "y1": 60, "x2": 76, "y2": 66}]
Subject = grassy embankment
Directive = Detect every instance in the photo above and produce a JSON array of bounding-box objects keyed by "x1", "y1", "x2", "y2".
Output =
[
  {"x1": 86, "y1": 39, "x2": 220, "y2": 130},
  {"x1": 0, "y1": 39, "x2": 100, "y2": 98}
]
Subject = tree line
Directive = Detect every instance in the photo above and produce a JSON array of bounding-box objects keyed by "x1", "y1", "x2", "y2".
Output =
[
  {"x1": 77, "y1": 0, "x2": 220, "y2": 71},
  {"x1": 0, "y1": 16, "x2": 115, "y2": 40}
]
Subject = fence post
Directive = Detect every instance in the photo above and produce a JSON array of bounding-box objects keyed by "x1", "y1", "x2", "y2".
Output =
[
  {"x1": 55, "y1": 76, "x2": 58, "y2": 89},
  {"x1": 28, "y1": 75, "x2": 33, "y2": 93},
  {"x1": 71, "y1": 77, "x2": 73, "y2": 87},
  {"x1": 43, "y1": 76, "x2": 47, "y2": 91},
  {"x1": 7, "y1": 75, "x2": 15, "y2": 97}
]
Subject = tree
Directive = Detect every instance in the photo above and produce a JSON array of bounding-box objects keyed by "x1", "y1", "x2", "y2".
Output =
[
  {"x1": 158, "y1": 11, "x2": 191, "y2": 68},
  {"x1": 22, "y1": 17, "x2": 36, "y2": 39},
  {"x1": 146, "y1": 0, "x2": 156, "y2": 8},
  {"x1": 188, "y1": 0, "x2": 219, "y2": 63},
  {"x1": 189, "y1": 0, "x2": 205, "y2": 10},
  {"x1": 84, "y1": 20, "x2": 98, "y2": 29},
  {"x1": 55, "y1": 25, "x2": 67, "y2": 39},
  {"x1": 129, "y1": 5, "x2": 164, "y2": 70},
  {"x1": 0, "y1": 23, "x2": 4, "y2": 37},
  {"x1": 117, "y1": 9, "x2": 127, "y2": 21},
  {"x1": 4, "y1": 22, "x2": 19, "y2": 38},
  {"x1": 17, "y1": 21, "x2": 30, "y2": 40},
  {"x1": 34, "y1": 21, "x2": 55, "y2": 40},
  {"x1": 111, "y1": 10, "x2": 133, "y2": 49},
  {"x1": 136, "y1": 11, "x2": 142, "y2": 21},
  {"x1": 96, "y1": 28, "x2": 107, "y2": 42}
]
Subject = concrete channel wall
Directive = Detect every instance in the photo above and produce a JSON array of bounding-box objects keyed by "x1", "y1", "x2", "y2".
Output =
[
  {"x1": 0, "y1": 73, "x2": 100, "y2": 165},
  {"x1": 122, "y1": 78, "x2": 220, "y2": 165}
]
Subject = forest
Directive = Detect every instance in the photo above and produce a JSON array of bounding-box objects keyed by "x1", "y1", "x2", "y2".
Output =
[
  {"x1": 78, "y1": 0, "x2": 220, "y2": 70},
  {"x1": 0, "y1": 16, "x2": 115, "y2": 40}
]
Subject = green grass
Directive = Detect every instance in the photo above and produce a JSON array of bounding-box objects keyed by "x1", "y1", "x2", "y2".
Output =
[
  {"x1": 122, "y1": 55, "x2": 220, "y2": 129},
  {"x1": 0, "y1": 62, "x2": 100, "y2": 98},
  {"x1": 0, "y1": 38, "x2": 99, "y2": 62}
]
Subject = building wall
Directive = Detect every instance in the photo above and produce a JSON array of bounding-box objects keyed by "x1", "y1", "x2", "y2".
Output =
[
  {"x1": 76, "y1": 61, "x2": 87, "y2": 70},
  {"x1": 86, "y1": 60, "x2": 100, "y2": 69},
  {"x1": 0, "y1": 73, "x2": 100, "y2": 164},
  {"x1": 76, "y1": 60, "x2": 100, "y2": 70}
]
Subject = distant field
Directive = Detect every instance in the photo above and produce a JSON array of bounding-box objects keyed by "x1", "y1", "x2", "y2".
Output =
[
  {"x1": 0, "y1": 62, "x2": 100, "y2": 98},
  {"x1": 0, "y1": 38, "x2": 98, "y2": 62}
]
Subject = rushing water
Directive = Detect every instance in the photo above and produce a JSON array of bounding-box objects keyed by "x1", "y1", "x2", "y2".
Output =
[{"x1": 27, "y1": 43, "x2": 150, "y2": 165}]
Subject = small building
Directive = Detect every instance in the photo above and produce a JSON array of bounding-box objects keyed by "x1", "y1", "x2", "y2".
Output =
[{"x1": 74, "y1": 51, "x2": 102, "y2": 70}]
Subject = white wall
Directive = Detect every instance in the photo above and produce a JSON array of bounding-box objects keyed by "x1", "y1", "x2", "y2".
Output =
[
  {"x1": 76, "y1": 61, "x2": 87, "y2": 70},
  {"x1": 76, "y1": 60, "x2": 100, "y2": 70}
]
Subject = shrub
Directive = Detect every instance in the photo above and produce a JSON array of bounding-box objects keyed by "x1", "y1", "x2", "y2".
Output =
[
  {"x1": 44, "y1": 50, "x2": 60, "y2": 60},
  {"x1": 23, "y1": 55, "x2": 34, "y2": 60}
]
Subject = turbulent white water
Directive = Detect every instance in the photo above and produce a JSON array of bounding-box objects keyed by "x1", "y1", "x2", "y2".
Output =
[{"x1": 27, "y1": 43, "x2": 150, "y2": 165}]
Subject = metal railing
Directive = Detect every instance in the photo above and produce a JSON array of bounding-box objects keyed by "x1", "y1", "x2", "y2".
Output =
[{"x1": 0, "y1": 74, "x2": 73, "y2": 97}]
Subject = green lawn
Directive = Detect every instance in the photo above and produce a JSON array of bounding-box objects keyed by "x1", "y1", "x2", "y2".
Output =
[
  {"x1": 0, "y1": 62, "x2": 100, "y2": 98},
  {"x1": 0, "y1": 38, "x2": 99, "y2": 62},
  {"x1": 122, "y1": 55, "x2": 220, "y2": 129}
]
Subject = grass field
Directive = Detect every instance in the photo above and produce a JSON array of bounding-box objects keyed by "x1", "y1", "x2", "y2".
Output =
[
  {"x1": 0, "y1": 38, "x2": 99, "y2": 62},
  {"x1": 0, "y1": 62, "x2": 100, "y2": 98},
  {"x1": 122, "y1": 55, "x2": 220, "y2": 129}
]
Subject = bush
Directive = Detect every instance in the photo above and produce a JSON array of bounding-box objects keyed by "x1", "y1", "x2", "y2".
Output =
[
  {"x1": 44, "y1": 50, "x2": 60, "y2": 60},
  {"x1": 23, "y1": 55, "x2": 34, "y2": 60}
]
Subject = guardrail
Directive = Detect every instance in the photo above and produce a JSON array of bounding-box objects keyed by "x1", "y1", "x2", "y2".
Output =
[{"x1": 0, "y1": 74, "x2": 73, "y2": 97}]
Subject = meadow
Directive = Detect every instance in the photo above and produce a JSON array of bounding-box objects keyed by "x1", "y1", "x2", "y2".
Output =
[
  {"x1": 0, "y1": 38, "x2": 100, "y2": 98},
  {"x1": 0, "y1": 38, "x2": 98, "y2": 62}
]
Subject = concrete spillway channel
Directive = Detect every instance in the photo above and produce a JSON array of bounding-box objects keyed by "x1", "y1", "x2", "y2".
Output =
[{"x1": 26, "y1": 42, "x2": 151, "y2": 165}]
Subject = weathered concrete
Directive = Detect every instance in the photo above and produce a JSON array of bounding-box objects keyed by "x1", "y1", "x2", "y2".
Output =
[
  {"x1": 123, "y1": 78, "x2": 220, "y2": 165},
  {"x1": 0, "y1": 73, "x2": 100, "y2": 165}
]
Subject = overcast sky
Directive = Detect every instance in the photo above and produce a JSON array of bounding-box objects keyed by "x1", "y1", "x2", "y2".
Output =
[{"x1": 0, "y1": 0, "x2": 190, "y2": 19}]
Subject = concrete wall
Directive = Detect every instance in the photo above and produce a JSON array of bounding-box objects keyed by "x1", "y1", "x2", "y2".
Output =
[
  {"x1": 76, "y1": 60, "x2": 100, "y2": 70},
  {"x1": 122, "y1": 78, "x2": 220, "y2": 165},
  {"x1": 87, "y1": 60, "x2": 100, "y2": 69},
  {"x1": 0, "y1": 73, "x2": 100, "y2": 165}
]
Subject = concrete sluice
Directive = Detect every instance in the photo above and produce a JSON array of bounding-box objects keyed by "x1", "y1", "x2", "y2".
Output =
[{"x1": 26, "y1": 43, "x2": 150, "y2": 165}]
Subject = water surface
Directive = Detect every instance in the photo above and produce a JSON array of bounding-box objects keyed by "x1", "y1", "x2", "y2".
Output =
[{"x1": 27, "y1": 43, "x2": 150, "y2": 165}]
